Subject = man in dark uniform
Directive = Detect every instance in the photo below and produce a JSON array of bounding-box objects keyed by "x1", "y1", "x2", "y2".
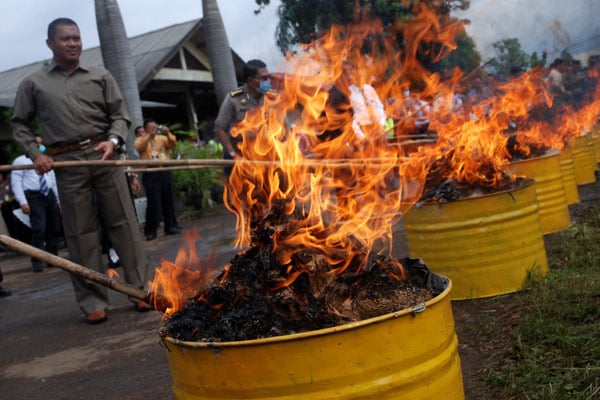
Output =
[
  {"x1": 214, "y1": 59, "x2": 271, "y2": 176},
  {"x1": 11, "y1": 18, "x2": 150, "y2": 324}
]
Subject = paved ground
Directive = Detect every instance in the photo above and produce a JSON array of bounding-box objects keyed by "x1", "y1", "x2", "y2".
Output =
[
  {"x1": 0, "y1": 202, "x2": 411, "y2": 399},
  {"x1": 0, "y1": 206, "x2": 240, "y2": 400},
  {"x1": 1, "y1": 177, "x2": 597, "y2": 399}
]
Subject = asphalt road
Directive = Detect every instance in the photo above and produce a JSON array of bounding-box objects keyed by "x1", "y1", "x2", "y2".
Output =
[{"x1": 0, "y1": 207, "x2": 238, "y2": 400}]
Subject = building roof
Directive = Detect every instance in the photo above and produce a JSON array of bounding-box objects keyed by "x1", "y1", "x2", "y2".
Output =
[{"x1": 0, "y1": 19, "x2": 243, "y2": 108}]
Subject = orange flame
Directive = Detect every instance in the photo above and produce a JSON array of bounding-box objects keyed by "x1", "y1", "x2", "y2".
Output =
[
  {"x1": 107, "y1": 268, "x2": 120, "y2": 279},
  {"x1": 149, "y1": 230, "x2": 220, "y2": 315},
  {"x1": 224, "y1": 7, "x2": 464, "y2": 282},
  {"x1": 151, "y1": 5, "x2": 600, "y2": 312}
]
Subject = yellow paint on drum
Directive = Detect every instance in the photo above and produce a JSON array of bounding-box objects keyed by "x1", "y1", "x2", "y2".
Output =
[
  {"x1": 570, "y1": 136, "x2": 597, "y2": 185},
  {"x1": 593, "y1": 131, "x2": 600, "y2": 163},
  {"x1": 404, "y1": 179, "x2": 548, "y2": 300},
  {"x1": 163, "y1": 280, "x2": 464, "y2": 399},
  {"x1": 508, "y1": 150, "x2": 571, "y2": 234},
  {"x1": 559, "y1": 146, "x2": 580, "y2": 204}
]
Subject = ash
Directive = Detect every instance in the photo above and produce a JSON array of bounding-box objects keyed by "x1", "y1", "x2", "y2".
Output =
[{"x1": 161, "y1": 205, "x2": 446, "y2": 342}]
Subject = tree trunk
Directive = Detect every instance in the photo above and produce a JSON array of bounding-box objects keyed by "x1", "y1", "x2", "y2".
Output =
[
  {"x1": 94, "y1": 0, "x2": 144, "y2": 159},
  {"x1": 203, "y1": 0, "x2": 238, "y2": 107}
]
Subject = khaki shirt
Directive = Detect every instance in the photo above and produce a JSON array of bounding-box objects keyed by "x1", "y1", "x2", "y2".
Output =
[
  {"x1": 11, "y1": 60, "x2": 131, "y2": 160},
  {"x1": 134, "y1": 132, "x2": 177, "y2": 161},
  {"x1": 214, "y1": 84, "x2": 264, "y2": 146}
]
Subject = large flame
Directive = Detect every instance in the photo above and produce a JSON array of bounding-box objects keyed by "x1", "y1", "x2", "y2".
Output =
[{"x1": 149, "y1": 5, "x2": 600, "y2": 316}]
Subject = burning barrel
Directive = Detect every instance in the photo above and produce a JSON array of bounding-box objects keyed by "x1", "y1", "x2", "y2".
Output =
[
  {"x1": 403, "y1": 179, "x2": 548, "y2": 300},
  {"x1": 570, "y1": 135, "x2": 597, "y2": 185},
  {"x1": 559, "y1": 146, "x2": 581, "y2": 205},
  {"x1": 593, "y1": 129, "x2": 600, "y2": 162},
  {"x1": 162, "y1": 278, "x2": 464, "y2": 399},
  {"x1": 508, "y1": 150, "x2": 571, "y2": 234}
]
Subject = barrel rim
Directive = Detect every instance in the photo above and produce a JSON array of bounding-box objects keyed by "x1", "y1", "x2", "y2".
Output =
[
  {"x1": 508, "y1": 148, "x2": 559, "y2": 165},
  {"x1": 162, "y1": 276, "x2": 452, "y2": 348}
]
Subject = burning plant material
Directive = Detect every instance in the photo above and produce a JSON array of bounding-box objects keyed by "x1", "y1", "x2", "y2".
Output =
[
  {"x1": 152, "y1": 1, "x2": 600, "y2": 346},
  {"x1": 161, "y1": 203, "x2": 445, "y2": 342}
]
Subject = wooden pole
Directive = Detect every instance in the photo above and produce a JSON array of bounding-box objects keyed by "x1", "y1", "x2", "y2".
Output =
[
  {"x1": 0, "y1": 157, "x2": 414, "y2": 173},
  {"x1": 0, "y1": 234, "x2": 149, "y2": 302}
]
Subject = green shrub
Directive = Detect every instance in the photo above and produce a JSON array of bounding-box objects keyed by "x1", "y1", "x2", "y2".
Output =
[{"x1": 170, "y1": 138, "x2": 224, "y2": 209}]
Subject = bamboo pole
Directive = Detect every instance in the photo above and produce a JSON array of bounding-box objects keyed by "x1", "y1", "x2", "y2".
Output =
[
  {"x1": 0, "y1": 234, "x2": 149, "y2": 302},
  {"x1": 0, "y1": 156, "x2": 418, "y2": 173}
]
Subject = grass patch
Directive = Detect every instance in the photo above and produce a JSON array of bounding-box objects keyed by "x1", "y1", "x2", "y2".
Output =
[{"x1": 487, "y1": 205, "x2": 600, "y2": 399}]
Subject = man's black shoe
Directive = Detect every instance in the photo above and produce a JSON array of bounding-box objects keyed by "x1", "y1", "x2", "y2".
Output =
[
  {"x1": 0, "y1": 286, "x2": 12, "y2": 297},
  {"x1": 145, "y1": 233, "x2": 157, "y2": 241},
  {"x1": 165, "y1": 226, "x2": 182, "y2": 235}
]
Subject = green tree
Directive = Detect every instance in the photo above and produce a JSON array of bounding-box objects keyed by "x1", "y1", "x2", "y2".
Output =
[
  {"x1": 429, "y1": 30, "x2": 481, "y2": 78},
  {"x1": 256, "y1": 0, "x2": 470, "y2": 54},
  {"x1": 255, "y1": 0, "x2": 479, "y2": 78},
  {"x1": 488, "y1": 38, "x2": 530, "y2": 77},
  {"x1": 95, "y1": 0, "x2": 144, "y2": 159},
  {"x1": 529, "y1": 50, "x2": 548, "y2": 68}
]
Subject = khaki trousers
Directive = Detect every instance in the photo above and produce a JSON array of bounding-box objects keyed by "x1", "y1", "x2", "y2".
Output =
[{"x1": 55, "y1": 149, "x2": 148, "y2": 315}]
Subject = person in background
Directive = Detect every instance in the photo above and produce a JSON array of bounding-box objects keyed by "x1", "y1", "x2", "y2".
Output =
[
  {"x1": 134, "y1": 119, "x2": 181, "y2": 241},
  {"x1": 0, "y1": 173, "x2": 31, "y2": 244},
  {"x1": 11, "y1": 17, "x2": 151, "y2": 324},
  {"x1": 133, "y1": 125, "x2": 144, "y2": 159},
  {"x1": 214, "y1": 59, "x2": 271, "y2": 177},
  {"x1": 11, "y1": 136, "x2": 62, "y2": 272}
]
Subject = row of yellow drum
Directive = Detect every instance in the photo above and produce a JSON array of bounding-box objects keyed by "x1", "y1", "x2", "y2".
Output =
[
  {"x1": 404, "y1": 134, "x2": 599, "y2": 300},
  {"x1": 162, "y1": 134, "x2": 599, "y2": 400}
]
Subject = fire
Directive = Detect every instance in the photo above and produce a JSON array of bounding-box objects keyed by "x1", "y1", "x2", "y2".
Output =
[
  {"x1": 150, "y1": 4, "x2": 600, "y2": 315},
  {"x1": 150, "y1": 230, "x2": 219, "y2": 315},
  {"x1": 107, "y1": 268, "x2": 120, "y2": 279},
  {"x1": 224, "y1": 7, "x2": 462, "y2": 280}
]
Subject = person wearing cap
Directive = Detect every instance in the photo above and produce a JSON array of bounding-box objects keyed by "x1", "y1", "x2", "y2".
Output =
[{"x1": 214, "y1": 59, "x2": 272, "y2": 177}]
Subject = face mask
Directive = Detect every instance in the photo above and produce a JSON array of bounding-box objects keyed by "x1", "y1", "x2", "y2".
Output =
[
  {"x1": 259, "y1": 80, "x2": 271, "y2": 94},
  {"x1": 403, "y1": 90, "x2": 410, "y2": 98}
]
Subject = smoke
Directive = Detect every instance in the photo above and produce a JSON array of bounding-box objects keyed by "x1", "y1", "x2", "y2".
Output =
[{"x1": 454, "y1": 0, "x2": 600, "y2": 63}]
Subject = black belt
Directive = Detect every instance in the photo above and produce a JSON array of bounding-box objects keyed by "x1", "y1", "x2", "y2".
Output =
[{"x1": 46, "y1": 134, "x2": 108, "y2": 156}]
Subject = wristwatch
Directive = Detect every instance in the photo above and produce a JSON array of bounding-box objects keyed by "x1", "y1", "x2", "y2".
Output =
[{"x1": 109, "y1": 136, "x2": 121, "y2": 150}]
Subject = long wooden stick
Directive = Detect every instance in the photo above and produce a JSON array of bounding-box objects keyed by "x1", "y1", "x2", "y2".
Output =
[
  {"x1": 0, "y1": 234, "x2": 148, "y2": 302},
  {"x1": 0, "y1": 156, "x2": 417, "y2": 173},
  {"x1": 0, "y1": 159, "x2": 235, "y2": 172}
]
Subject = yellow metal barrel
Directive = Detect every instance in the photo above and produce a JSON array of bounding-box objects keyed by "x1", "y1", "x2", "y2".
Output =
[
  {"x1": 508, "y1": 150, "x2": 571, "y2": 234},
  {"x1": 403, "y1": 179, "x2": 548, "y2": 300},
  {"x1": 559, "y1": 146, "x2": 581, "y2": 204},
  {"x1": 163, "y1": 279, "x2": 464, "y2": 399},
  {"x1": 593, "y1": 131, "x2": 600, "y2": 163},
  {"x1": 570, "y1": 135, "x2": 597, "y2": 185}
]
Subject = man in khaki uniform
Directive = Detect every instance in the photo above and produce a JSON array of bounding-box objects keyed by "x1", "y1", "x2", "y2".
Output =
[
  {"x1": 11, "y1": 18, "x2": 150, "y2": 324},
  {"x1": 214, "y1": 59, "x2": 271, "y2": 176}
]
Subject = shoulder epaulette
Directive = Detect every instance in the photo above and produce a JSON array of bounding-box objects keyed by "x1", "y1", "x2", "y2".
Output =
[{"x1": 230, "y1": 88, "x2": 244, "y2": 97}]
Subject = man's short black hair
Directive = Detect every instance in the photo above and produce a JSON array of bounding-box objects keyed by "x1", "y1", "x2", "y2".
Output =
[
  {"x1": 243, "y1": 59, "x2": 267, "y2": 82},
  {"x1": 48, "y1": 18, "x2": 78, "y2": 39},
  {"x1": 143, "y1": 118, "x2": 156, "y2": 128}
]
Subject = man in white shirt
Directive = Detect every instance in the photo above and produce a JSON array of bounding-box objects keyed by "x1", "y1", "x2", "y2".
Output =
[{"x1": 11, "y1": 137, "x2": 61, "y2": 272}]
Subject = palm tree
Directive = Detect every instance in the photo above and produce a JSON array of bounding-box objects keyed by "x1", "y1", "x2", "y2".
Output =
[
  {"x1": 203, "y1": 0, "x2": 238, "y2": 107},
  {"x1": 94, "y1": 0, "x2": 143, "y2": 159}
]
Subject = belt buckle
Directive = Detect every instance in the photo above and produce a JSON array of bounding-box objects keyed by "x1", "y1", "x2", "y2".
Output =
[{"x1": 79, "y1": 138, "x2": 92, "y2": 150}]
